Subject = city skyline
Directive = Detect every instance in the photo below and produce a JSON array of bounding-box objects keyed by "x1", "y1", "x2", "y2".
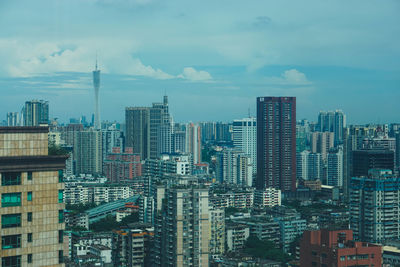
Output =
[{"x1": 0, "y1": 0, "x2": 399, "y2": 123}]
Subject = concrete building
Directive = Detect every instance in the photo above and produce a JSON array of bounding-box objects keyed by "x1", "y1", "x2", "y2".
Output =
[
  {"x1": 233, "y1": 117, "x2": 257, "y2": 175},
  {"x1": 352, "y1": 149, "x2": 395, "y2": 177},
  {"x1": 254, "y1": 187, "x2": 281, "y2": 207},
  {"x1": 143, "y1": 154, "x2": 191, "y2": 178},
  {"x1": 209, "y1": 208, "x2": 225, "y2": 256},
  {"x1": 6, "y1": 112, "x2": 20, "y2": 126},
  {"x1": 300, "y1": 229, "x2": 382, "y2": 267},
  {"x1": 275, "y1": 214, "x2": 307, "y2": 252},
  {"x1": 350, "y1": 169, "x2": 400, "y2": 243},
  {"x1": 225, "y1": 223, "x2": 250, "y2": 252},
  {"x1": 257, "y1": 97, "x2": 296, "y2": 192},
  {"x1": 326, "y1": 148, "x2": 343, "y2": 187},
  {"x1": 74, "y1": 129, "x2": 103, "y2": 175},
  {"x1": 0, "y1": 126, "x2": 67, "y2": 266},
  {"x1": 23, "y1": 100, "x2": 49, "y2": 126},
  {"x1": 317, "y1": 110, "x2": 346, "y2": 145},
  {"x1": 103, "y1": 147, "x2": 142, "y2": 183},
  {"x1": 113, "y1": 224, "x2": 154, "y2": 267},
  {"x1": 231, "y1": 215, "x2": 280, "y2": 245},
  {"x1": 125, "y1": 107, "x2": 150, "y2": 160},
  {"x1": 296, "y1": 151, "x2": 323, "y2": 181},
  {"x1": 216, "y1": 148, "x2": 253, "y2": 186},
  {"x1": 153, "y1": 185, "x2": 209, "y2": 267},
  {"x1": 186, "y1": 122, "x2": 202, "y2": 164},
  {"x1": 311, "y1": 131, "x2": 334, "y2": 160},
  {"x1": 93, "y1": 61, "x2": 101, "y2": 130}
]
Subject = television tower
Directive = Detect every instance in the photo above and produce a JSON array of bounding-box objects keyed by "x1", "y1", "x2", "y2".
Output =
[{"x1": 93, "y1": 57, "x2": 101, "y2": 130}]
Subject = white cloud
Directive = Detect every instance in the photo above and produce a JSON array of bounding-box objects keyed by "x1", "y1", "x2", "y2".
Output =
[
  {"x1": 262, "y1": 69, "x2": 311, "y2": 85},
  {"x1": 281, "y1": 69, "x2": 309, "y2": 84},
  {"x1": 0, "y1": 39, "x2": 173, "y2": 80},
  {"x1": 177, "y1": 67, "x2": 212, "y2": 82}
]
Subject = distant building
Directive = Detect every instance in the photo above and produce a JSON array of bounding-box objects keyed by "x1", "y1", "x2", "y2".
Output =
[
  {"x1": 254, "y1": 188, "x2": 281, "y2": 207},
  {"x1": 209, "y1": 208, "x2": 225, "y2": 256},
  {"x1": 300, "y1": 229, "x2": 382, "y2": 267},
  {"x1": 256, "y1": 97, "x2": 296, "y2": 192},
  {"x1": 74, "y1": 129, "x2": 103, "y2": 175},
  {"x1": 311, "y1": 131, "x2": 334, "y2": 160},
  {"x1": 233, "y1": 117, "x2": 257, "y2": 174},
  {"x1": 296, "y1": 151, "x2": 323, "y2": 181},
  {"x1": 352, "y1": 149, "x2": 395, "y2": 177},
  {"x1": 186, "y1": 122, "x2": 202, "y2": 164},
  {"x1": 317, "y1": 110, "x2": 346, "y2": 145},
  {"x1": 326, "y1": 148, "x2": 343, "y2": 187},
  {"x1": 6, "y1": 112, "x2": 20, "y2": 126},
  {"x1": 23, "y1": 100, "x2": 49, "y2": 126},
  {"x1": 125, "y1": 107, "x2": 150, "y2": 160},
  {"x1": 103, "y1": 147, "x2": 142, "y2": 183},
  {"x1": 225, "y1": 223, "x2": 250, "y2": 252},
  {"x1": 216, "y1": 148, "x2": 253, "y2": 186}
]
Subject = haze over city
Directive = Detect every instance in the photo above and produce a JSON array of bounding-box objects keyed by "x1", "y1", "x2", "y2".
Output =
[{"x1": 0, "y1": 0, "x2": 399, "y2": 123}]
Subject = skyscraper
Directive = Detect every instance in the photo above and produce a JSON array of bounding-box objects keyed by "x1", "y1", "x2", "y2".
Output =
[
  {"x1": 0, "y1": 126, "x2": 67, "y2": 266},
  {"x1": 317, "y1": 110, "x2": 346, "y2": 145},
  {"x1": 233, "y1": 117, "x2": 257, "y2": 175},
  {"x1": 74, "y1": 129, "x2": 103, "y2": 175},
  {"x1": 6, "y1": 112, "x2": 20, "y2": 126},
  {"x1": 23, "y1": 100, "x2": 49, "y2": 126},
  {"x1": 256, "y1": 97, "x2": 296, "y2": 192},
  {"x1": 93, "y1": 60, "x2": 101, "y2": 130},
  {"x1": 186, "y1": 123, "x2": 202, "y2": 164},
  {"x1": 125, "y1": 107, "x2": 150, "y2": 160}
]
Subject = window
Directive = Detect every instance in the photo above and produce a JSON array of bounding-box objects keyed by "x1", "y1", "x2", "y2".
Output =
[
  {"x1": 27, "y1": 254, "x2": 32, "y2": 264},
  {"x1": 58, "y1": 190, "x2": 63, "y2": 203},
  {"x1": 2, "y1": 234, "x2": 21, "y2": 249},
  {"x1": 58, "y1": 170, "x2": 63, "y2": 183},
  {"x1": 1, "y1": 255, "x2": 21, "y2": 267},
  {"x1": 2, "y1": 214, "x2": 21, "y2": 228},
  {"x1": 340, "y1": 256, "x2": 346, "y2": 261},
  {"x1": 27, "y1": 192, "x2": 32, "y2": 201},
  {"x1": 1, "y1": 172, "x2": 21, "y2": 186},
  {"x1": 58, "y1": 210, "x2": 64, "y2": 223},
  {"x1": 27, "y1": 212, "x2": 32, "y2": 222},
  {"x1": 59, "y1": 250, "x2": 64, "y2": 263},
  {"x1": 27, "y1": 171, "x2": 32, "y2": 181},
  {"x1": 2, "y1": 193, "x2": 21, "y2": 207},
  {"x1": 58, "y1": 230, "x2": 64, "y2": 243},
  {"x1": 27, "y1": 233, "x2": 32, "y2": 243}
]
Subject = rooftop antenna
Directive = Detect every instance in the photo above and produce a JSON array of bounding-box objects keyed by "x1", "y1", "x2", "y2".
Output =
[
  {"x1": 95, "y1": 52, "x2": 98, "y2": 70},
  {"x1": 248, "y1": 107, "x2": 251, "y2": 118}
]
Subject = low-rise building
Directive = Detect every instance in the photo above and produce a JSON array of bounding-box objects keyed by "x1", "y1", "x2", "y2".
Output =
[{"x1": 226, "y1": 223, "x2": 250, "y2": 252}]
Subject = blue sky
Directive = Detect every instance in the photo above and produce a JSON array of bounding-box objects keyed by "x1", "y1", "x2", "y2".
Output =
[{"x1": 0, "y1": 0, "x2": 399, "y2": 124}]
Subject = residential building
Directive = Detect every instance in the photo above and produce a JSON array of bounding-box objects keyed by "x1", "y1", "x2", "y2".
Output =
[
  {"x1": 23, "y1": 100, "x2": 49, "y2": 126},
  {"x1": 233, "y1": 117, "x2": 257, "y2": 175},
  {"x1": 311, "y1": 132, "x2": 334, "y2": 160},
  {"x1": 256, "y1": 97, "x2": 296, "y2": 192},
  {"x1": 300, "y1": 229, "x2": 382, "y2": 267},
  {"x1": 317, "y1": 110, "x2": 346, "y2": 145},
  {"x1": 326, "y1": 148, "x2": 343, "y2": 187},
  {"x1": 352, "y1": 149, "x2": 395, "y2": 177},
  {"x1": 209, "y1": 208, "x2": 225, "y2": 256},
  {"x1": 74, "y1": 129, "x2": 103, "y2": 175},
  {"x1": 216, "y1": 148, "x2": 253, "y2": 186},
  {"x1": 186, "y1": 122, "x2": 202, "y2": 164},
  {"x1": 254, "y1": 187, "x2": 281, "y2": 207},
  {"x1": 125, "y1": 107, "x2": 150, "y2": 160},
  {"x1": 225, "y1": 223, "x2": 250, "y2": 252},
  {"x1": 6, "y1": 112, "x2": 20, "y2": 126},
  {"x1": 153, "y1": 185, "x2": 209, "y2": 266},
  {"x1": 350, "y1": 169, "x2": 400, "y2": 243},
  {"x1": 103, "y1": 147, "x2": 142, "y2": 183},
  {"x1": 0, "y1": 126, "x2": 67, "y2": 266}
]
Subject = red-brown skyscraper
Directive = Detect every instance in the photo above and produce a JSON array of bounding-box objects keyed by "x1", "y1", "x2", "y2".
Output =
[{"x1": 256, "y1": 97, "x2": 296, "y2": 192}]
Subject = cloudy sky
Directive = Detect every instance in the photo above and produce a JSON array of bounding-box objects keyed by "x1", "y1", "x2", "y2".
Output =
[{"x1": 0, "y1": 0, "x2": 399, "y2": 124}]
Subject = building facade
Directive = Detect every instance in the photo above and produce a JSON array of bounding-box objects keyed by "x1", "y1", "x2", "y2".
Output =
[
  {"x1": 256, "y1": 97, "x2": 296, "y2": 192},
  {"x1": 0, "y1": 126, "x2": 67, "y2": 266}
]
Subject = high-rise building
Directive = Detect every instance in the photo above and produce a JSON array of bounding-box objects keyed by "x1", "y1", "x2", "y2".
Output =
[
  {"x1": 0, "y1": 126, "x2": 67, "y2": 266},
  {"x1": 326, "y1": 148, "x2": 343, "y2": 187},
  {"x1": 125, "y1": 107, "x2": 150, "y2": 160},
  {"x1": 311, "y1": 131, "x2": 334, "y2": 160},
  {"x1": 125, "y1": 96, "x2": 172, "y2": 160},
  {"x1": 350, "y1": 169, "x2": 400, "y2": 243},
  {"x1": 74, "y1": 129, "x2": 103, "y2": 175},
  {"x1": 153, "y1": 185, "x2": 209, "y2": 266},
  {"x1": 233, "y1": 117, "x2": 257, "y2": 175},
  {"x1": 186, "y1": 123, "x2": 202, "y2": 164},
  {"x1": 216, "y1": 148, "x2": 253, "y2": 186},
  {"x1": 23, "y1": 100, "x2": 49, "y2": 126},
  {"x1": 352, "y1": 149, "x2": 395, "y2": 177},
  {"x1": 103, "y1": 147, "x2": 142, "y2": 183},
  {"x1": 93, "y1": 61, "x2": 101, "y2": 130},
  {"x1": 6, "y1": 112, "x2": 20, "y2": 126},
  {"x1": 317, "y1": 110, "x2": 346, "y2": 145},
  {"x1": 256, "y1": 97, "x2": 296, "y2": 192},
  {"x1": 396, "y1": 133, "x2": 400, "y2": 170},
  {"x1": 296, "y1": 151, "x2": 323, "y2": 181},
  {"x1": 209, "y1": 208, "x2": 225, "y2": 256},
  {"x1": 300, "y1": 229, "x2": 382, "y2": 267}
]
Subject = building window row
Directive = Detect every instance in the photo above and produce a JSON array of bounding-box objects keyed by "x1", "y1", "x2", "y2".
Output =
[{"x1": 1, "y1": 234, "x2": 21, "y2": 250}]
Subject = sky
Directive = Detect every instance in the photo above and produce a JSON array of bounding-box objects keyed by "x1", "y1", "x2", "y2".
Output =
[{"x1": 0, "y1": 0, "x2": 399, "y2": 124}]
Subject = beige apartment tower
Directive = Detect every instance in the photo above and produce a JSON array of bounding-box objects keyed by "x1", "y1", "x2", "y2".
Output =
[{"x1": 0, "y1": 127, "x2": 67, "y2": 267}]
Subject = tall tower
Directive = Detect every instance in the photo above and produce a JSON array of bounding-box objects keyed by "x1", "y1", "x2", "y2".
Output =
[
  {"x1": 93, "y1": 59, "x2": 101, "y2": 130},
  {"x1": 256, "y1": 97, "x2": 296, "y2": 192}
]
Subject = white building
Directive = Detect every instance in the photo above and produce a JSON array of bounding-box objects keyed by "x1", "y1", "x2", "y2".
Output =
[
  {"x1": 254, "y1": 187, "x2": 281, "y2": 207},
  {"x1": 233, "y1": 117, "x2": 257, "y2": 175},
  {"x1": 327, "y1": 148, "x2": 343, "y2": 187}
]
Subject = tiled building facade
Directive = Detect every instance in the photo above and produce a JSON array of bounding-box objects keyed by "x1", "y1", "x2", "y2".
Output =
[{"x1": 0, "y1": 127, "x2": 67, "y2": 267}]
